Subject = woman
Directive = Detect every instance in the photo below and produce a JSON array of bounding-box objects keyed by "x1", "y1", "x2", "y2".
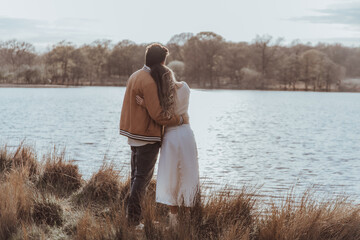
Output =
[{"x1": 136, "y1": 64, "x2": 199, "y2": 226}]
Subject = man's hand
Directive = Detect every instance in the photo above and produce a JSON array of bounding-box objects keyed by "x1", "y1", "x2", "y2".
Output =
[{"x1": 182, "y1": 112, "x2": 189, "y2": 124}]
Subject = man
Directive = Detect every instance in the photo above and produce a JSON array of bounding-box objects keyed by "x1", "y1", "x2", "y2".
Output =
[{"x1": 119, "y1": 43, "x2": 188, "y2": 228}]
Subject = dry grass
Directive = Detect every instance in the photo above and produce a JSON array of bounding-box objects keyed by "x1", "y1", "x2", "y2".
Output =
[
  {"x1": 74, "y1": 164, "x2": 121, "y2": 206},
  {"x1": 0, "y1": 146, "x2": 9, "y2": 173},
  {"x1": 32, "y1": 197, "x2": 64, "y2": 227},
  {"x1": 195, "y1": 188, "x2": 256, "y2": 239},
  {"x1": 257, "y1": 192, "x2": 360, "y2": 240},
  {"x1": 74, "y1": 211, "x2": 109, "y2": 240},
  {"x1": 0, "y1": 144, "x2": 39, "y2": 177},
  {"x1": 0, "y1": 169, "x2": 34, "y2": 239},
  {"x1": 0, "y1": 144, "x2": 360, "y2": 240},
  {"x1": 39, "y1": 149, "x2": 82, "y2": 196}
]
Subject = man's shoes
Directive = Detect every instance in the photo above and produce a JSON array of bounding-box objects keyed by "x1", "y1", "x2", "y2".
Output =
[
  {"x1": 128, "y1": 221, "x2": 144, "y2": 231},
  {"x1": 134, "y1": 223, "x2": 145, "y2": 231},
  {"x1": 169, "y1": 213, "x2": 178, "y2": 227}
]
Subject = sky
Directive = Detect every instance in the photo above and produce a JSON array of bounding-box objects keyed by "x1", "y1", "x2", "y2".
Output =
[{"x1": 0, "y1": 0, "x2": 359, "y2": 51}]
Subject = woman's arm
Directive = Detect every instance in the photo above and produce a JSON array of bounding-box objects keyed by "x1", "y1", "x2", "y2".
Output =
[
  {"x1": 135, "y1": 94, "x2": 189, "y2": 125},
  {"x1": 140, "y1": 80, "x2": 188, "y2": 126}
]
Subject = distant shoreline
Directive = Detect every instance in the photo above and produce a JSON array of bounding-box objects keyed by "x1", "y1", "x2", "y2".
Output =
[
  {"x1": 1, "y1": 83, "x2": 360, "y2": 92},
  {"x1": 0, "y1": 84, "x2": 77, "y2": 88}
]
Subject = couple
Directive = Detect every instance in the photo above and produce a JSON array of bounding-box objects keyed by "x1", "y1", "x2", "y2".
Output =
[{"x1": 119, "y1": 43, "x2": 199, "y2": 228}]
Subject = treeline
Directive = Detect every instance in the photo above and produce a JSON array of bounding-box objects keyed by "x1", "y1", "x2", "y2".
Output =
[{"x1": 1, "y1": 32, "x2": 360, "y2": 90}]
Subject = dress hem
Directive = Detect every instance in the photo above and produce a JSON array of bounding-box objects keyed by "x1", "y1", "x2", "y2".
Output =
[{"x1": 156, "y1": 199, "x2": 195, "y2": 208}]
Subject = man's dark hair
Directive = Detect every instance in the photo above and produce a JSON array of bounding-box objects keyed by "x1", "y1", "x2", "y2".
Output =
[{"x1": 145, "y1": 43, "x2": 169, "y2": 67}]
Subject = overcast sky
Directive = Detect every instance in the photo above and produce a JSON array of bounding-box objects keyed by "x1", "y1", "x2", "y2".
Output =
[{"x1": 0, "y1": 0, "x2": 359, "y2": 51}]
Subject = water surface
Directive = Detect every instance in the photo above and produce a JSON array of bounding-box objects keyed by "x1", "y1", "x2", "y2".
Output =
[{"x1": 1, "y1": 87, "x2": 359, "y2": 202}]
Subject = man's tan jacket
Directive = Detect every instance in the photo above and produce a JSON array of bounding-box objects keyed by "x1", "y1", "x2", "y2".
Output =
[{"x1": 119, "y1": 67, "x2": 180, "y2": 142}]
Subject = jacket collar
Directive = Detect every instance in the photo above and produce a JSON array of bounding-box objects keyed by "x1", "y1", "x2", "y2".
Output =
[{"x1": 142, "y1": 65, "x2": 151, "y2": 73}]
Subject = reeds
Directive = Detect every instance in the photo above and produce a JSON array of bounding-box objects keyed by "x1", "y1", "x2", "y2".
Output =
[
  {"x1": 0, "y1": 143, "x2": 38, "y2": 177},
  {"x1": 39, "y1": 148, "x2": 82, "y2": 196},
  {"x1": 0, "y1": 144, "x2": 359, "y2": 240},
  {"x1": 32, "y1": 197, "x2": 63, "y2": 227},
  {"x1": 257, "y1": 192, "x2": 360, "y2": 239},
  {"x1": 75, "y1": 164, "x2": 121, "y2": 205},
  {"x1": 0, "y1": 168, "x2": 33, "y2": 239}
]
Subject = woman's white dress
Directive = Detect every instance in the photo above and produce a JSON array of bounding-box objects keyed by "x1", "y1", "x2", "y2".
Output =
[{"x1": 156, "y1": 82, "x2": 199, "y2": 207}]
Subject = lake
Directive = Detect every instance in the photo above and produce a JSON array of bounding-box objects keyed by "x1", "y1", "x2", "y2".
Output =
[{"x1": 1, "y1": 87, "x2": 359, "y2": 203}]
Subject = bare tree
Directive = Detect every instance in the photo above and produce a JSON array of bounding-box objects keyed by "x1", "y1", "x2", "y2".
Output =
[
  {"x1": 300, "y1": 49, "x2": 324, "y2": 91},
  {"x1": 224, "y1": 42, "x2": 250, "y2": 86},
  {"x1": 0, "y1": 32, "x2": 358, "y2": 89},
  {"x1": 69, "y1": 48, "x2": 87, "y2": 85},
  {"x1": 183, "y1": 32, "x2": 224, "y2": 88},
  {"x1": 82, "y1": 40, "x2": 111, "y2": 85},
  {"x1": 108, "y1": 40, "x2": 144, "y2": 77},
  {"x1": 344, "y1": 48, "x2": 360, "y2": 78},
  {"x1": 0, "y1": 39, "x2": 36, "y2": 71},
  {"x1": 168, "y1": 60, "x2": 185, "y2": 81},
  {"x1": 166, "y1": 32, "x2": 193, "y2": 62},
  {"x1": 252, "y1": 35, "x2": 283, "y2": 89},
  {"x1": 45, "y1": 41, "x2": 76, "y2": 85}
]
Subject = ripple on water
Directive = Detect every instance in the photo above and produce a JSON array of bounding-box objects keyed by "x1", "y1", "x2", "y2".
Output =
[{"x1": 1, "y1": 87, "x2": 360, "y2": 202}]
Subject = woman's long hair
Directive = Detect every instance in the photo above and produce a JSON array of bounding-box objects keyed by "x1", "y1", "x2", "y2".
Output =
[{"x1": 150, "y1": 64, "x2": 176, "y2": 118}]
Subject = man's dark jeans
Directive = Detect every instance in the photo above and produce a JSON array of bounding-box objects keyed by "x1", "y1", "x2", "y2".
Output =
[{"x1": 127, "y1": 142, "x2": 160, "y2": 225}]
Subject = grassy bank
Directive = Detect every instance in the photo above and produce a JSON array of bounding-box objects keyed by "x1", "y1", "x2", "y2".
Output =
[{"x1": 1, "y1": 144, "x2": 359, "y2": 240}]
